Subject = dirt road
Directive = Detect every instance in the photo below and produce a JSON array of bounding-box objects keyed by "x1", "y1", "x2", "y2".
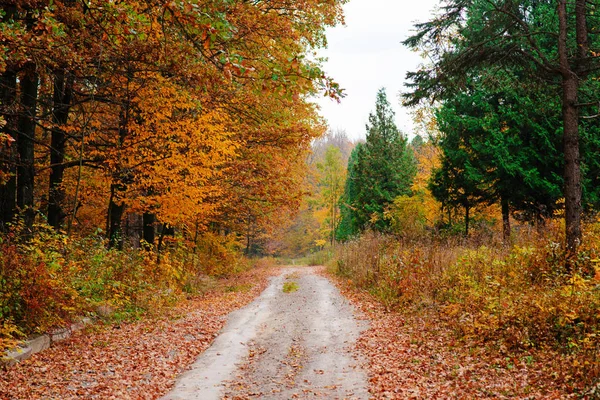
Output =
[{"x1": 162, "y1": 267, "x2": 369, "y2": 400}]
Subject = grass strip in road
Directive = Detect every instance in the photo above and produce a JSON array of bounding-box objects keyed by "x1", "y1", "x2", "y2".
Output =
[{"x1": 283, "y1": 281, "x2": 299, "y2": 293}]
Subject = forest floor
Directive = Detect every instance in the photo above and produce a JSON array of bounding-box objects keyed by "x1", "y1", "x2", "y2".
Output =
[
  {"x1": 325, "y1": 270, "x2": 585, "y2": 399},
  {"x1": 2, "y1": 265, "x2": 585, "y2": 399},
  {"x1": 0, "y1": 266, "x2": 278, "y2": 399}
]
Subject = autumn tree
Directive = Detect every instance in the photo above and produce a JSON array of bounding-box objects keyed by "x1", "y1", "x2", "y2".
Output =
[
  {"x1": 0, "y1": 0, "x2": 348, "y2": 253},
  {"x1": 383, "y1": 136, "x2": 441, "y2": 238},
  {"x1": 317, "y1": 145, "x2": 346, "y2": 246}
]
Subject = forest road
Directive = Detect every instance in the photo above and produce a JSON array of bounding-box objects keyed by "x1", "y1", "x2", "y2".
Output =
[{"x1": 162, "y1": 267, "x2": 369, "y2": 400}]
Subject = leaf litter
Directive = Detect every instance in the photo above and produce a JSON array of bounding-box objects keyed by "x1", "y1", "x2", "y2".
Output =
[
  {"x1": 323, "y1": 268, "x2": 584, "y2": 399},
  {"x1": 0, "y1": 267, "x2": 277, "y2": 400}
]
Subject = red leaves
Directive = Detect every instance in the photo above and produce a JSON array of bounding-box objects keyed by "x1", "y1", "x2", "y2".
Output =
[
  {"x1": 328, "y1": 273, "x2": 581, "y2": 399},
  {"x1": 0, "y1": 267, "x2": 276, "y2": 399}
]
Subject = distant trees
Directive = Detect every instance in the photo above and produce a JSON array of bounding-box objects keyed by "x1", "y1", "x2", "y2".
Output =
[
  {"x1": 272, "y1": 129, "x2": 354, "y2": 256},
  {"x1": 337, "y1": 89, "x2": 416, "y2": 239}
]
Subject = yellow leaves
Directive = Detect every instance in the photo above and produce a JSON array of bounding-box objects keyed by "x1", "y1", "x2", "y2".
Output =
[
  {"x1": 594, "y1": 265, "x2": 600, "y2": 282},
  {"x1": 568, "y1": 273, "x2": 588, "y2": 289},
  {"x1": 72, "y1": 69, "x2": 243, "y2": 227},
  {"x1": 411, "y1": 142, "x2": 442, "y2": 224},
  {"x1": 314, "y1": 239, "x2": 327, "y2": 248}
]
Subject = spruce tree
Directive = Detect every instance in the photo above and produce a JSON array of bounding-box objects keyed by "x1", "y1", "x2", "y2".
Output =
[
  {"x1": 336, "y1": 144, "x2": 363, "y2": 241},
  {"x1": 337, "y1": 88, "x2": 417, "y2": 237}
]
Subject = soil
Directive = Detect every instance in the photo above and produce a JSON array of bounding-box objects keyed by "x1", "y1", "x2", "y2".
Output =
[{"x1": 162, "y1": 267, "x2": 369, "y2": 400}]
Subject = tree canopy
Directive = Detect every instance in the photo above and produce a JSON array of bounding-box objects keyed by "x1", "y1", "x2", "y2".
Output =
[
  {"x1": 0, "y1": 0, "x2": 347, "y2": 249},
  {"x1": 404, "y1": 0, "x2": 600, "y2": 251}
]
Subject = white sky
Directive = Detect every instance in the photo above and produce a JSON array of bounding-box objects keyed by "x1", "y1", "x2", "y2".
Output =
[{"x1": 314, "y1": 0, "x2": 440, "y2": 141}]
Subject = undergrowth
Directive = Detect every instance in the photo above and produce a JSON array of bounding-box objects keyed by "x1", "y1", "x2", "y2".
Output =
[
  {"x1": 334, "y1": 226, "x2": 600, "y2": 390},
  {"x1": 0, "y1": 223, "x2": 257, "y2": 352}
]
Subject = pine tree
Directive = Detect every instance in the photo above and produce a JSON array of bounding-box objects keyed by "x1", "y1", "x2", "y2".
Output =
[
  {"x1": 337, "y1": 89, "x2": 417, "y2": 238},
  {"x1": 404, "y1": 0, "x2": 600, "y2": 252},
  {"x1": 336, "y1": 143, "x2": 362, "y2": 241}
]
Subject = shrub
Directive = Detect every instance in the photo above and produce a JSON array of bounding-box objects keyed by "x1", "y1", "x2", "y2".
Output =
[
  {"x1": 333, "y1": 223, "x2": 600, "y2": 387},
  {"x1": 0, "y1": 233, "x2": 79, "y2": 343},
  {"x1": 0, "y1": 225, "x2": 253, "y2": 351}
]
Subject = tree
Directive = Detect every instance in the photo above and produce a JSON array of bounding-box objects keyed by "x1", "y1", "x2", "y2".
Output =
[
  {"x1": 408, "y1": 138, "x2": 442, "y2": 227},
  {"x1": 337, "y1": 89, "x2": 417, "y2": 238},
  {"x1": 275, "y1": 129, "x2": 354, "y2": 257},
  {"x1": 404, "y1": 0, "x2": 600, "y2": 252},
  {"x1": 311, "y1": 129, "x2": 354, "y2": 166},
  {"x1": 428, "y1": 142, "x2": 487, "y2": 237},
  {"x1": 431, "y1": 69, "x2": 565, "y2": 239},
  {"x1": 0, "y1": 0, "x2": 348, "y2": 250},
  {"x1": 317, "y1": 145, "x2": 346, "y2": 246},
  {"x1": 336, "y1": 143, "x2": 363, "y2": 241},
  {"x1": 355, "y1": 88, "x2": 417, "y2": 231}
]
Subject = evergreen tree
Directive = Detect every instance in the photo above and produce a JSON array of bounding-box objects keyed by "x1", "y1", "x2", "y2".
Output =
[
  {"x1": 404, "y1": 0, "x2": 600, "y2": 252},
  {"x1": 430, "y1": 70, "x2": 565, "y2": 238},
  {"x1": 337, "y1": 89, "x2": 417, "y2": 237},
  {"x1": 336, "y1": 143, "x2": 362, "y2": 241}
]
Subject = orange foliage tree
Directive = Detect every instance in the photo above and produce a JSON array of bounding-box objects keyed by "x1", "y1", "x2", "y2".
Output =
[{"x1": 0, "y1": 0, "x2": 347, "y2": 253}]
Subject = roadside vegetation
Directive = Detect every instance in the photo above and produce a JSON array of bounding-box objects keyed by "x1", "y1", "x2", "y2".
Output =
[
  {"x1": 0, "y1": 222, "x2": 255, "y2": 352},
  {"x1": 333, "y1": 226, "x2": 600, "y2": 392}
]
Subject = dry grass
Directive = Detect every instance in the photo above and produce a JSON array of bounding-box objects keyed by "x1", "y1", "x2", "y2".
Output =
[{"x1": 334, "y1": 224, "x2": 600, "y2": 391}]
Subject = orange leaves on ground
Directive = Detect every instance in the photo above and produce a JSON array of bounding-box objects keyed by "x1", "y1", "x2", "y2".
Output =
[
  {"x1": 328, "y1": 273, "x2": 588, "y2": 399},
  {"x1": 0, "y1": 267, "x2": 278, "y2": 399}
]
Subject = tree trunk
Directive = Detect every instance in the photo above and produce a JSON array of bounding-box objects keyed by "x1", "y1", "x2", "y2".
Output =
[
  {"x1": 106, "y1": 97, "x2": 131, "y2": 249},
  {"x1": 0, "y1": 69, "x2": 17, "y2": 230},
  {"x1": 48, "y1": 70, "x2": 74, "y2": 230},
  {"x1": 501, "y1": 196, "x2": 510, "y2": 244},
  {"x1": 16, "y1": 67, "x2": 38, "y2": 235},
  {"x1": 464, "y1": 204, "x2": 470, "y2": 237},
  {"x1": 245, "y1": 213, "x2": 252, "y2": 256},
  {"x1": 107, "y1": 184, "x2": 125, "y2": 249},
  {"x1": 558, "y1": 0, "x2": 583, "y2": 253},
  {"x1": 331, "y1": 191, "x2": 337, "y2": 247},
  {"x1": 156, "y1": 223, "x2": 173, "y2": 263},
  {"x1": 535, "y1": 211, "x2": 546, "y2": 235},
  {"x1": 142, "y1": 212, "x2": 155, "y2": 248},
  {"x1": 191, "y1": 218, "x2": 200, "y2": 268}
]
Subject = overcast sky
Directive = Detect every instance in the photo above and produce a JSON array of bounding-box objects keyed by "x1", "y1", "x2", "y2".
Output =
[{"x1": 314, "y1": 0, "x2": 440, "y2": 141}]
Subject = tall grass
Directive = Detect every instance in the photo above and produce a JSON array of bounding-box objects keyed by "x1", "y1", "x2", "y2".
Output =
[{"x1": 334, "y1": 225, "x2": 600, "y2": 385}]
